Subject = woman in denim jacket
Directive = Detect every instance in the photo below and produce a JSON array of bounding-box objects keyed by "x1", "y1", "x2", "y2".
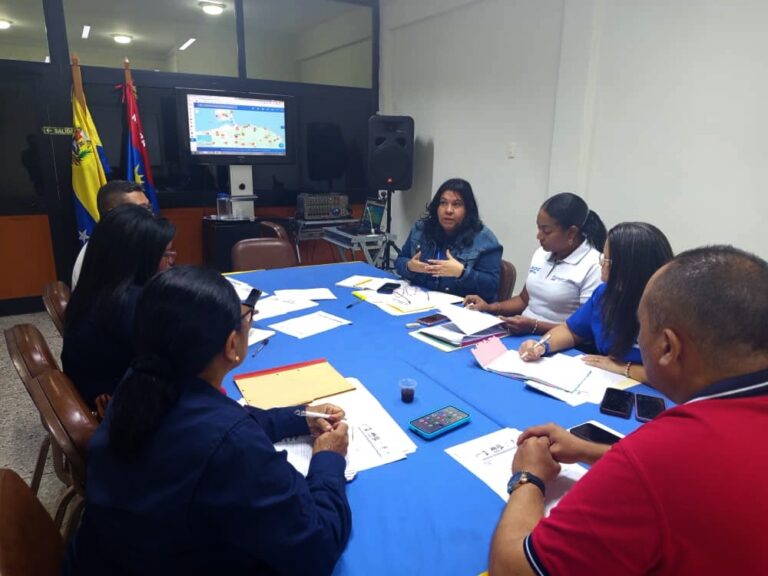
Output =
[{"x1": 395, "y1": 178, "x2": 502, "y2": 303}]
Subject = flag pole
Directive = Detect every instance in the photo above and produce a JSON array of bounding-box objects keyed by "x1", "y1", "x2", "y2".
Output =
[
  {"x1": 71, "y1": 53, "x2": 86, "y2": 109},
  {"x1": 124, "y1": 58, "x2": 133, "y2": 90}
]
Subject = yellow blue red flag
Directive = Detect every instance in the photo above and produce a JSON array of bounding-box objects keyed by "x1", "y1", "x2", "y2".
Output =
[
  {"x1": 71, "y1": 59, "x2": 111, "y2": 244},
  {"x1": 122, "y1": 63, "x2": 159, "y2": 212}
]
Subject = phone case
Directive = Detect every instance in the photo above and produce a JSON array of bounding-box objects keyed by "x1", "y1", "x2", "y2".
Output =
[
  {"x1": 599, "y1": 389, "x2": 634, "y2": 419},
  {"x1": 409, "y1": 406, "x2": 471, "y2": 439}
]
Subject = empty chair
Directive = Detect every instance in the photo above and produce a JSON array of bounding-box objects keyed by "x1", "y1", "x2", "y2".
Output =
[
  {"x1": 42, "y1": 281, "x2": 71, "y2": 337},
  {"x1": 231, "y1": 237, "x2": 298, "y2": 271},
  {"x1": 0, "y1": 468, "x2": 63, "y2": 576},
  {"x1": 259, "y1": 220, "x2": 290, "y2": 241},
  {"x1": 3, "y1": 324, "x2": 66, "y2": 493},
  {"x1": 497, "y1": 259, "x2": 517, "y2": 302}
]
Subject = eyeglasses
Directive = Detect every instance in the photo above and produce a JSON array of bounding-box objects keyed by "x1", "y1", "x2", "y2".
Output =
[
  {"x1": 163, "y1": 250, "x2": 177, "y2": 262},
  {"x1": 392, "y1": 285, "x2": 430, "y2": 305},
  {"x1": 599, "y1": 253, "x2": 612, "y2": 266},
  {"x1": 241, "y1": 307, "x2": 255, "y2": 325}
]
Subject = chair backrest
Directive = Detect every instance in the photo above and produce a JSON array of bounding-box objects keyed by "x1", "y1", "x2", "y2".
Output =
[
  {"x1": 497, "y1": 259, "x2": 517, "y2": 302},
  {"x1": 259, "y1": 220, "x2": 290, "y2": 241},
  {"x1": 231, "y1": 238, "x2": 299, "y2": 272},
  {"x1": 34, "y1": 371, "x2": 98, "y2": 496},
  {"x1": 4, "y1": 324, "x2": 60, "y2": 398},
  {"x1": 0, "y1": 468, "x2": 63, "y2": 576},
  {"x1": 42, "y1": 281, "x2": 71, "y2": 337}
]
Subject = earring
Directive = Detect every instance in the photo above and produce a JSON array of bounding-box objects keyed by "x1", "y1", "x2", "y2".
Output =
[{"x1": 235, "y1": 355, "x2": 241, "y2": 362}]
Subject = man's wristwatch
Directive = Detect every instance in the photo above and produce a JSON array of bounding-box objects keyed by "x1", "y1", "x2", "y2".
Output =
[{"x1": 507, "y1": 471, "x2": 546, "y2": 496}]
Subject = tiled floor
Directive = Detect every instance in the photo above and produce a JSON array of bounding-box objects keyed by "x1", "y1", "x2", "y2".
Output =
[{"x1": 0, "y1": 311, "x2": 70, "y2": 515}]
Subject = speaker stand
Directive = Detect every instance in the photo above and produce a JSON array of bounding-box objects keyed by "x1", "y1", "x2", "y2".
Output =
[{"x1": 380, "y1": 190, "x2": 401, "y2": 270}]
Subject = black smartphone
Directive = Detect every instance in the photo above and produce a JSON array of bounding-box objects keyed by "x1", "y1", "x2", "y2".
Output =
[
  {"x1": 569, "y1": 421, "x2": 623, "y2": 445},
  {"x1": 599, "y1": 388, "x2": 634, "y2": 419},
  {"x1": 416, "y1": 313, "x2": 449, "y2": 327},
  {"x1": 377, "y1": 282, "x2": 401, "y2": 294},
  {"x1": 635, "y1": 394, "x2": 666, "y2": 422}
]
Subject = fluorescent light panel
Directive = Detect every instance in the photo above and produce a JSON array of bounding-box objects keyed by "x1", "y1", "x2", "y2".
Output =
[
  {"x1": 113, "y1": 34, "x2": 132, "y2": 44},
  {"x1": 199, "y1": 2, "x2": 225, "y2": 16},
  {"x1": 0, "y1": 19, "x2": 12, "y2": 30},
  {"x1": 81, "y1": 25, "x2": 90, "y2": 39},
  {"x1": 179, "y1": 37, "x2": 196, "y2": 51}
]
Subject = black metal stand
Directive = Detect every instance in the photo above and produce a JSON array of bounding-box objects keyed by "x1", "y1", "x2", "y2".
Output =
[{"x1": 381, "y1": 190, "x2": 401, "y2": 270}]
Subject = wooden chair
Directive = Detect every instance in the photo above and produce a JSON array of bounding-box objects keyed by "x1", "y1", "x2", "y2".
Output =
[
  {"x1": 497, "y1": 259, "x2": 517, "y2": 302},
  {"x1": 34, "y1": 370, "x2": 98, "y2": 541},
  {"x1": 3, "y1": 325, "x2": 67, "y2": 493},
  {"x1": 0, "y1": 468, "x2": 63, "y2": 576},
  {"x1": 41, "y1": 281, "x2": 71, "y2": 337},
  {"x1": 231, "y1": 237, "x2": 299, "y2": 272}
]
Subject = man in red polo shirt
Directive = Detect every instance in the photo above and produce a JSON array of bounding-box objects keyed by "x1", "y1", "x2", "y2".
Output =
[{"x1": 489, "y1": 245, "x2": 768, "y2": 575}]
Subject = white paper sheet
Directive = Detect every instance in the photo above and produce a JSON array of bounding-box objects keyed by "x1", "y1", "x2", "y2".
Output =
[
  {"x1": 445, "y1": 428, "x2": 587, "y2": 515},
  {"x1": 253, "y1": 295, "x2": 318, "y2": 320},
  {"x1": 269, "y1": 310, "x2": 351, "y2": 339},
  {"x1": 248, "y1": 327, "x2": 275, "y2": 346},
  {"x1": 437, "y1": 304, "x2": 502, "y2": 335},
  {"x1": 274, "y1": 288, "x2": 337, "y2": 301},
  {"x1": 356, "y1": 287, "x2": 463, "y2": 316},
  {"x1": 336, "y1": 275, "x2": 396, "y2": 289},
  {"x1": 226, "y1": 277, "x2": 267, "y2": 301},
  {"x1": 273, "y1": 378, "x2": 417, "y2": 476}
]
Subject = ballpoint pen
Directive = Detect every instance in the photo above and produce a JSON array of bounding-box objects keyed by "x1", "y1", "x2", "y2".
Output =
[
  {"x1": 294, "y1": 409, "x2": 346, "y2": 421},
  {"x1": 522, "y1": 333, "x2": 552, "y2": 360}
]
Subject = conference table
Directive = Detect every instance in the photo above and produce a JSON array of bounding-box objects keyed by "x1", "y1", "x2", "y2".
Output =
[{"x1": 224, "y1": 262, "x2": 662, "y2": 575}]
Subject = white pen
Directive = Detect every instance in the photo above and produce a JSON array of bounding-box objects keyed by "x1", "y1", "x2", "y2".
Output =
[
  {"x1": 294, "y1": 409, "x2": 345, "y2": 421},
  {"x1": 522, "y1": 333, "x2": 552, "y2": 360}
]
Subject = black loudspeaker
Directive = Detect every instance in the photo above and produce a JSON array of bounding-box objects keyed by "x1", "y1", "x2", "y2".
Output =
[
  {"x1": 368, "y1": 115, "x2": 414, "y2": 190},
  {"x1": 307, "y1": 122, "x2": 348, "y2": 186}
]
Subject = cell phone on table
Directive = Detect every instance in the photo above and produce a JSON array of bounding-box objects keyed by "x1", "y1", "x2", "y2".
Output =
[
  {"x1": 409, "y1": 406, "x2": 471, "y2": 440},
  {"x1": 635, "y1": 394, "x2": 666, "y2": 422},
  {"x1": 599, "y1": 388, "x2": 634, "y2": 419},
  {"x1": 416, "y1": 313, "x2": 449, "y2": 326},
  {"x1": 569, "y1": 420, "x2": 623, "y2": 445},
  {"x1": 377, "y1": 282, "x2": 401, "y2": 294}
]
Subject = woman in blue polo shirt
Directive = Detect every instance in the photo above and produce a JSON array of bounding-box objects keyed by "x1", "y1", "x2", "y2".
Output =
[
  {"x1": 519, "y1": 222, "x2": 673, "y2": 382},
  {"x1": 65, "y1": 266, "x2": 351, "y2": 576},
  {"x1": 465, "y1": 193, "x2": 606, "y2": 334},
  {"x1": 395, "y1": 178, "x2": 502, "y2": 303}
]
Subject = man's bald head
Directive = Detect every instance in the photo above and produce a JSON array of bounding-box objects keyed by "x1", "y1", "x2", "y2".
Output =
[{"x1": 643, "y1": 245, "x2": 768, "y2": 364}]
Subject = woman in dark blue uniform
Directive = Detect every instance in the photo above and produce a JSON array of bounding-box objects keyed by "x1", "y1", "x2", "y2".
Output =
[{"x1": 64, "y1": 266, "x2": 351, "y2": 576}]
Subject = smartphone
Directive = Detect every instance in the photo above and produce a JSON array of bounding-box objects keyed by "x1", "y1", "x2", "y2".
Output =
[
  {"x1": 599, "y1": 388, "x2": 634, "y2": 419},
  {"x1": 635, "y1": 394, "x2": 666, "y2": 422},
  {"x1": 409, "y1": 406, "x2": 471, "y2": 440},
  {"x1": 416, "y1": 313, "x2": 449, "y2": 327},
  {"x1": 244, "y1": 288, "x2": 262, "y2": 308},
  {"x1": 569, "y1": 420, "x2": 624, "y2": 445},
  {"x1": 377, "y1": 282, "x2": 401, "y2": 294}
]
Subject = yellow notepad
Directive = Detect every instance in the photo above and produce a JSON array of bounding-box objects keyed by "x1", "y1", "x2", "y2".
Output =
[{"x1": 234, "y1": 358, "x2": 355, "y2": 409}]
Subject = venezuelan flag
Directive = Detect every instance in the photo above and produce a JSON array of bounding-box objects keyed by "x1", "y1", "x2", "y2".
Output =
[
  {"x1": 122, "y1": 61, "x2": 159, "y2": 212},
  {"x1": 71, "y1": 57, "x2": 110, "y2": 244}
]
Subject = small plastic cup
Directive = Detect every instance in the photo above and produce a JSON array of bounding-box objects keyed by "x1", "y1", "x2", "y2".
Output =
[{"x1": 400, "y1": 378, "x2": 417, "y2": 403}]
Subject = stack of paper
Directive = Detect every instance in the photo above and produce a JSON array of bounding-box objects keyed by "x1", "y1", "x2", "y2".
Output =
[
  {"x1": 413, "y1": 305, "x2": 507, "y2": 350},
  {"x1": 353, "y1": 287, "x2": 463, "y2": 316},
  {"x1": 274, "y1": 378, "x2": 417, "y2": 476},
  {"x1": 445, "y1": 428, "x2": 587, "y2": 515},
  {"x1": 335, "y1": 275, "x2": 395, "y2": 289}
]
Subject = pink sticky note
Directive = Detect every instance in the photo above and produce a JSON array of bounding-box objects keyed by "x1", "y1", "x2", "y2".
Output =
[{"x1": 471, "y1": 336, "x2": 508, "y2": 368}]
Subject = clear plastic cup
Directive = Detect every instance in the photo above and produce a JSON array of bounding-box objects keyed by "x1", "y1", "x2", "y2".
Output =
[
  {"x1": 399, "y1": 378, "x2": 417, "y2": 403},
  {"x1": 216, "y1": 193, "x2": 232, "y2": 219}
]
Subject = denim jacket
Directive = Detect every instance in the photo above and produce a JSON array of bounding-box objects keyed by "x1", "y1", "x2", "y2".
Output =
[{"x1": 395, "y1": 219, "x2": 503, "y2": 302}]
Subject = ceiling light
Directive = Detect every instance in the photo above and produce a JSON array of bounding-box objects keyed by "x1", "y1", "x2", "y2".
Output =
[
  {"x1": 179, "y1": 37, "x2": 196, "y2": 51},
  {"x1": 81, "y1": 25, "x2": 90, "y2": 39},
  {"x1": 112, "y1": 34, "x2": 132, "y2": 45},
  {"x1": 0, "y1": 20, "x2": 12, "y2": 30},
  {"x1": 199, "y1": 2, "x2": 225, "y2": 16}
]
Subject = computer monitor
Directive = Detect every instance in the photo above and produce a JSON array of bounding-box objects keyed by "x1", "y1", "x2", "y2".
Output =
[
  {"x1": 180, "y1": 90, "x2": 293, "y2": 165},
  {"x1": 363, "y1": 199, "x2": 386, "y2": 230}
]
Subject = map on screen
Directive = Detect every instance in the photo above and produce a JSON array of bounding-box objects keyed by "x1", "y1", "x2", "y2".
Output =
[{"x1": 186, "y1": 93, "x2": 286, "y2": 156}]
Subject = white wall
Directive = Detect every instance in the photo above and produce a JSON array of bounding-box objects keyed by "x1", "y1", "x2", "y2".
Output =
[
  {"x1": 381, "y1": 0, "x2": 768, "y2": 278},
  {"x1": 380, "y1": 0, "x2": 565, "y2": 276}
]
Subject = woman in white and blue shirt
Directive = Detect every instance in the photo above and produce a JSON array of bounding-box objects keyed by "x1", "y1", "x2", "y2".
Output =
[{"x1": 465, "y1": 193, "x2": 605, "y2": 335}]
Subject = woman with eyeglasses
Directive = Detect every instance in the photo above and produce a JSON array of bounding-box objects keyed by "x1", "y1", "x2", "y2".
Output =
[
  {"x1": 62, "y1": 204, "x2": 176, "y2": 410},
  {"x1": 464, "y1": 193, "x2": 606, "y2": 335},
  {"x1": 395, "y1": 178, "x2": 503, "y2": 303},
  {"x1": 64, "y1": 266, "x2": 351, "y2": 576},
  {"x1": 519, "y1": 222, "x2": 674, "y2": 382}
]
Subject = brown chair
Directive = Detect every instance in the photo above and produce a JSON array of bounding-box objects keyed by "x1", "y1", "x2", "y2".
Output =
[
  {"x1": 3, "y1": 325, "x2": 66, "y2": 494},
  {"x1": 258, "y1": 220, "x2": 290, "y2": 241},
  {"x1": 34, "y1": 370, "x2": 98, "y2": 540},
  {"x1": 497, "y1": 259, "x2": 517, "y2": 302},
  {"x1": 0, "y1": 468, "x2": 63, "y2": 576},
  {"x1": 42, "y1": 281, "x2": 71, "y2": 337},
  {"x1": 231, "y1": 237, "x2": 299, "y2": 272}
]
